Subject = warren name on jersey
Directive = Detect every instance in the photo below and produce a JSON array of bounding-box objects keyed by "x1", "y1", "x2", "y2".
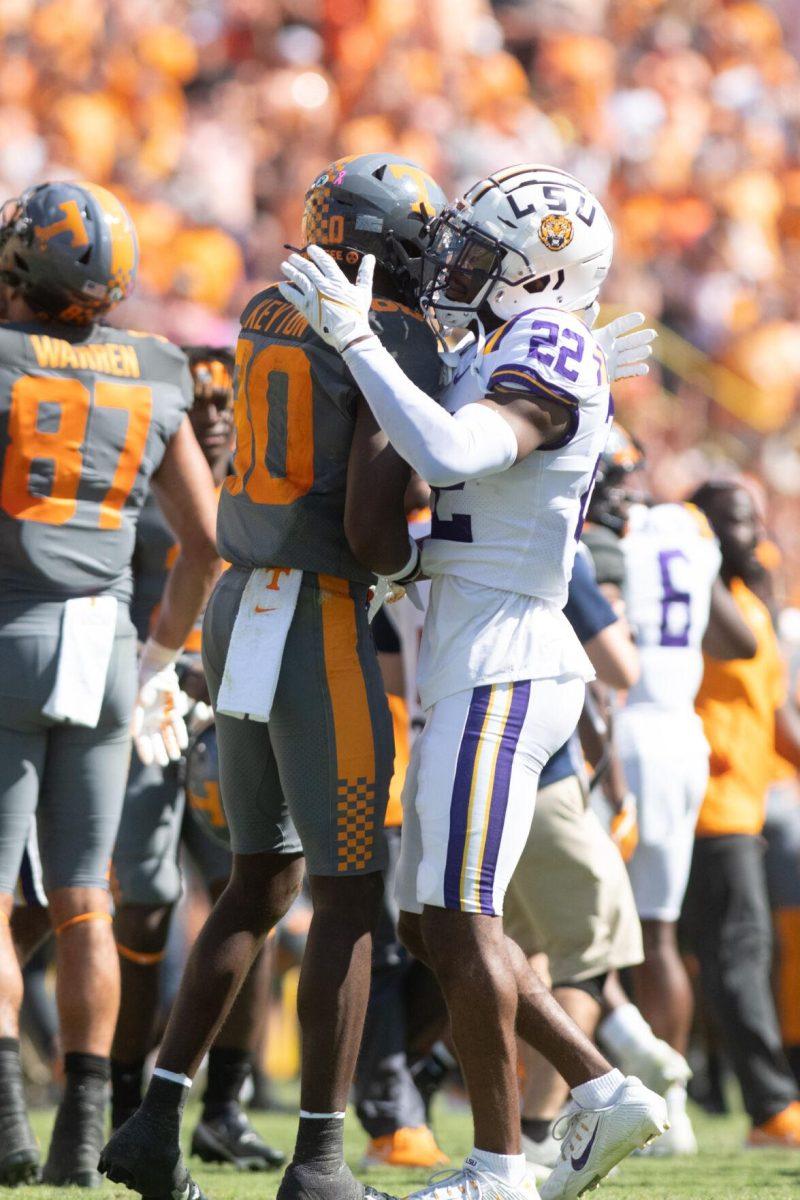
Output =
[
  {"x1": 0, "y1": 181, "x2": 219, "y2": 1189},
  {"x1": 282, "y1": 164, "x2": 667, "y2": 1200}
]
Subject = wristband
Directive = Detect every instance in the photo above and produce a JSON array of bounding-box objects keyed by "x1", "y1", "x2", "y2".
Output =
[
  {"x1": 386, "y1": 539, "x2": 421, "y2": 585},
  {"x1": 139, "y1": 638, "x2": 179, "y2": 687}
]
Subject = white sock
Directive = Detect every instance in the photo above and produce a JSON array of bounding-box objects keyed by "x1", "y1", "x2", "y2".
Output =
[
  {"x1": 665, "y1": 1083, "x2": 687, "y2": 1117},
  {"x1": 598, "y1": 1003, "x2": 654, "y2": 1055},
  {"x1": 468, "y1": 1148, "x2": 527, "y2": 1185},
  {"x1": 571, "y1": 1068, "x2": 626, "y2": 1109}
]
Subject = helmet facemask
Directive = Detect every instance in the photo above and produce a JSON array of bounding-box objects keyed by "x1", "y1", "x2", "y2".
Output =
[
  {"x1": 421, "y1": 209, "x2": 526, "y2": 331},
  {"x1": 420, "y1": 207, "x2": 591, "y2": 333}
]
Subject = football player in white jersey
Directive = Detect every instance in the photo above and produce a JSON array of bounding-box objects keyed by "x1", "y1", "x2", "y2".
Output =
[
  {"x1": 281, "y1": 164, "x2": 667, "y2": 1200},
  {"x1": 585, "y1": 438, "x2": 756, "y2": 1153}
]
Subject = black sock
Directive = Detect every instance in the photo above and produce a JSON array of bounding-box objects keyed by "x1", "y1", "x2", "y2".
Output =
[
  {"x1": 202, "y1": 1047, "x2": 252, "y2": 1120},
  {"x1": 521, "y1": 1117, "x2": 553, "y2": 1143},
  {"x1": 63, "y1": 1052, "x2": 110, "y2": 1097},
  {"x1": 292, "y1": 1116, "x2": 345, "y2": 1172},
  {"x1": 111, "y1": 1059, "x2": 145, "y2": 1126}
]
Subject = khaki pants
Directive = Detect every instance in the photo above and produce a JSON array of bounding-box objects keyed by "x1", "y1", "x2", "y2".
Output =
[{"x1": 504, "y1": 773, "x2": 643, "y2": 984}]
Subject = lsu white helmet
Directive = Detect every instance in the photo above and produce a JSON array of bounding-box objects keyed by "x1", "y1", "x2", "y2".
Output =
[{"x1": 421, "y1": 164, "x2": 613, "y2": 329}]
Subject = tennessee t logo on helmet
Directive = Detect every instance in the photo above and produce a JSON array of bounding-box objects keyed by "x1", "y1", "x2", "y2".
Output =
[{"x1": 33, "y1": 200, "x2": 90, "y2": 250}]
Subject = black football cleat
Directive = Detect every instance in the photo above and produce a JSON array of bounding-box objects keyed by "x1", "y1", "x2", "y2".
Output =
[
  {"x1": 42, "y1": 1077, "x2": 106, "y2": 1188},
  {"x1": 0, "y1": 1109, "x2": 39, "y2": 1187},
  {"x1": 276, "y1": 1162, "x2": 398, "y2": 1200},
  {"x1": 99, "y1": 1107, "x2": 208, "y2": 1200},
  {"x1": 0, "y1": 1044, "x2": 39, "y2": 1186},
  {"x1": 191, "y1": 1107, "x2": 285, "y2": 1170}
]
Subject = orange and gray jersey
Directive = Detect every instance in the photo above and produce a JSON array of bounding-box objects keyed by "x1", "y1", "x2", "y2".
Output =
[
  {"x1": 0, "y1": 320, "x2": 191, "y2": 624},
  {"x1": 216, "y1": 285, "x2": 442, "y2": 583},
  {"x1": 132, "y1": 483, "x2": 228, "y2": 653}
]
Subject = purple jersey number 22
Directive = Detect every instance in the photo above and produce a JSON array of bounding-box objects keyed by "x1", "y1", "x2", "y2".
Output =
[
  {"x1": 659, "y1": 549, "x2": 691, "y2": 647},
  {"x1": 528, "y1": 320, "x2": 585, "y2": 382}
]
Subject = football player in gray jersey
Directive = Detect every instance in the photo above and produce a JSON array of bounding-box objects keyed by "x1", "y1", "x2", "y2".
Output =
[
  {"x1": 100, "y1": 154, "x2": 445, "y2": 1200},
  {"x1": 0, "y1": 182, "x2": 219, "y2": 1187},
  {"x1": 110, "y1": 347, "x2": 283, "y2": 1170}
]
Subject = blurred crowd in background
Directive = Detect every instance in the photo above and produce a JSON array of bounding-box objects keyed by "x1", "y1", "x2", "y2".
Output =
[{"x1": 1, "y1": 0, "x2": 800, "y2": 597}]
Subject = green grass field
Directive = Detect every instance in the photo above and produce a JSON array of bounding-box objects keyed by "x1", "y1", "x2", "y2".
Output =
[{"x1": 20, "y1": 1098, "x2": 800, "y2": 1200}]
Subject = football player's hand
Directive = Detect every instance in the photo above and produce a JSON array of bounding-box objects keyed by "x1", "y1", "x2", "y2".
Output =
[
  {"x1": 368, "y1": 578, "x2": 406, "y2": 623},
  {"x1": 279, "y1": 244, "x2": 374, "y2": 354},
  {"x1": 594, "y1": 312, "x2": 657, "y2": 380},
  {"x1": 132, "y1": 663, "x2": 189, "y2": 767}
]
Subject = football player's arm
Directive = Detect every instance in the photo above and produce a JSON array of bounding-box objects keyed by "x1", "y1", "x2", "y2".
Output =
[
  {"x1": 149, "y1": 416, "x2": 221, "y2": 652},
  {"x1": 280, "y1": 246, "x2": 575, "y2": 482},
  {"x1": 702, "y1": 576, "x2": 758, "y2": 661},
  {"x1": 343, "y1": 339, "x2": 520, "y2": 485},
  {"x1": 583, "y1": 617, "x2": 640, "y2": 690},
  {"x1": 344, "y1": 398, "x2": 413, "y2": 576}
]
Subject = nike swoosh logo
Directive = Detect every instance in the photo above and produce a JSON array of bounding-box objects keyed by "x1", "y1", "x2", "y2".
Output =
[
  {"x1": 571, "y1": 1123, "x2": 599, "y2": 1171},
  {"x1": 254, "y1": 606, "x2": 276, "y2": 613}
]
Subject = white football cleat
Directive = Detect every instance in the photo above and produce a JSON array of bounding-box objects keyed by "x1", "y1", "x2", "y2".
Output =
[
  {"x1": 406, "y1": 1159, "x2": 541, "y2": 1200},
  {"x1": 540, "y1": 1076, "x2": 668, "y2": 1200},
  {"x1": 608, "y1": 1037, "x2": 691, "y2": 1096}
]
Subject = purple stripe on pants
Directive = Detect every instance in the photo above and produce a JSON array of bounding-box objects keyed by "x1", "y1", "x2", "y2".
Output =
[
  {"x1": 443, "y1": 685, "x2": 493, "y2": 911},
  {"x1": 477, "y1": 681, "x2": 531, "y2": 916}
]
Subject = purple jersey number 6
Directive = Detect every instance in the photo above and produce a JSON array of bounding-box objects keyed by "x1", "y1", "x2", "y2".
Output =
[{"x1": 659, "y1": 549, "x2": 691, "y2": 647}]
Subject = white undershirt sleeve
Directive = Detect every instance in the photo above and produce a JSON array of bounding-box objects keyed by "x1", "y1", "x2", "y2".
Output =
[{"x1": 343, "y1": 336, "x2": 518, "y2": 487}]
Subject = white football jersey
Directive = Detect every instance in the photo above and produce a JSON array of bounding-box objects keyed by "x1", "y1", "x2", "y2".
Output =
[
  {"x1": 622, "y1": 502, "x2": 722, "y2": 710},
  {"x1": 418, "y1": 306, "x2": 610, "y2": 709}
]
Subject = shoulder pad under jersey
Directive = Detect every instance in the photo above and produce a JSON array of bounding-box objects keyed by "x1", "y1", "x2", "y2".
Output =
[{"x1": 482, "y1": 307, "x2": 607, "y2": 410}]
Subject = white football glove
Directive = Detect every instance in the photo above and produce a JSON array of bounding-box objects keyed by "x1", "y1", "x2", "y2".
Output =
[
  {"x1": 133, "y1": 640, "x2": 189, "y2": 767},
  {"x1": 594, "y1": 312, "x2": 657, "y2": 380},
  {"x1": 278, "y1": 244, "x2": 375, "y2": 353}
]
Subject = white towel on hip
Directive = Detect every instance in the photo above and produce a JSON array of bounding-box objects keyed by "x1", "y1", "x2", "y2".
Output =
[
  {"x1": 216, "y1": 567, "x2": 303, "y2": 721},
  {"x1": 42, "y1": 595, "x2": 118, "y2": 727}
]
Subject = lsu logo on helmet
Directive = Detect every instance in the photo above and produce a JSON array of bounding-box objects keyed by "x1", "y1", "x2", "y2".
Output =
[{"x1": 539, "y1": 213, "x2": 574, "y2": 251}]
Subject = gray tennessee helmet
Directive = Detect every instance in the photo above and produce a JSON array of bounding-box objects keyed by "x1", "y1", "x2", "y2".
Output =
[{"x1": 301, "y1": 152, "x2": 447, "y2": 307}]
